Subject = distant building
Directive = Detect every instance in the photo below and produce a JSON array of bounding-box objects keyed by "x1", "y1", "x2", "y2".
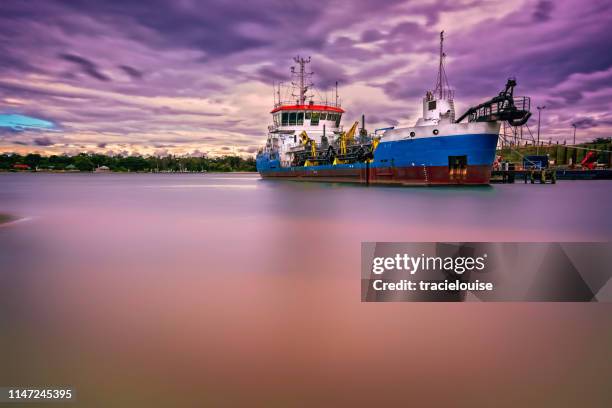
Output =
[
  {"x1": 65, "y1": 164, "x2": 79, "y2": 172},
  {"x1": 13, "y1": 163, "x2": 30, "y2": 170},
  {"x1": 95, "y1": 165, "x2": 110, "y2": 173}
]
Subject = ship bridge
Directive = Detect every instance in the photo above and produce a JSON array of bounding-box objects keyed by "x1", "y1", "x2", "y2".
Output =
[
  {"x1": 268, "y1": 56, "x2": 345, "y2": 144},
  {"x1": 270, "y1": 103, "x2": 344, "y2": 129}
]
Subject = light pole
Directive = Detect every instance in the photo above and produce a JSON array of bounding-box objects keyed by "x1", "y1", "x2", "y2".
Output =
[
  {"x1": 536, "y1": 106, "x2": 546, "y2": 155},
  {"x1": 571, "y1": 123, "x2": 577, "y2": 167}
]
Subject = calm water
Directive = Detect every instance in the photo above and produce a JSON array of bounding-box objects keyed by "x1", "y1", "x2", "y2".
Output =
[{"x1": 1, "y1": 173, "x2": 611, "y2": 406}]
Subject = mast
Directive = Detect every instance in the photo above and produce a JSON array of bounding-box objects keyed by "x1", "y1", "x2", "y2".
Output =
[
  {"x1": 291, "y1": 56, "x2": 312, "y2": 105},
  {"x1": 433, "y1": 30, "x2": 451, "y2": 100},
  {"x1": 335, "y1": 81, "x2": 339, "y2": 106},
  {"x1": 438, "y1": 31, "x2": 444, "y2": 99}
]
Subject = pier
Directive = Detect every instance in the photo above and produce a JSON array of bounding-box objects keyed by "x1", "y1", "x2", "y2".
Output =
[
  {"x1": 491, "y1": 169, "x2": 612, "y2": 183},
  {"x1": 492, "y1": 135, "x2": 611, "y2": 183}
]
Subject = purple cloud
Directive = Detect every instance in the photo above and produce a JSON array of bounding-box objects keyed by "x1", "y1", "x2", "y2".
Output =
[
  {"x1": 59, "y1": 54, "x2": 110, "y2": 81},
  {"x1": 118, "y1": 65, "x2": 144, "y2": 80},
  {"x1": 532, "y1": 0, "x2": 555, "y2": 22},
  {"x1": 34, "y1": 136, "x2": 54, "y2": 146}
]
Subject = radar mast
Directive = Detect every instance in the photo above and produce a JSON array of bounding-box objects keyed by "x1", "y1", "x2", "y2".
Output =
[
  {"x1": 291, "y1": 56, "x2": 313, "y2": 105},
  {"x1": 433, "y1": 31, "x2": 452, "y2": 100}
]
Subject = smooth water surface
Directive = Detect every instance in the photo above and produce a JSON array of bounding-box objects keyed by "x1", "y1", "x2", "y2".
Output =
[{"x1": 1, "y1": 173, "x2": 611, "y2": 406}]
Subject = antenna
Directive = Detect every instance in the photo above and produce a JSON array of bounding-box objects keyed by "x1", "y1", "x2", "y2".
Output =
[
  {"x1": 335, "y1": 81, "x2": 339, "y2": 106},
  {"x1": 433, "y1": 31, "x2": 451, "y2": 100},
  {"x1": 291, "y1": 56, "x2": 313, "y2": 105}
]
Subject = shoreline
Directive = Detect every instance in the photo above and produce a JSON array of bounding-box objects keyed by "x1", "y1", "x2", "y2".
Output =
[{"x1": 0, "y1": 213, "x2": 16, "y2": 225}]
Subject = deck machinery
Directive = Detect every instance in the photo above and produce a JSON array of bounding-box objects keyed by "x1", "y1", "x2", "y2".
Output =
[{"x1": 290, "y1": 79, "x2": 531, "y2": 169}]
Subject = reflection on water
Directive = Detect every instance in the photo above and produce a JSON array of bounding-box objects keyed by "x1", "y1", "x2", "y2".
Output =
[
  {"x1": 1, "y1": 173, "x2": 611, "y2": 407},
  {"x1": 144, "y1": 184, "x2": 258, "y2": 188}
]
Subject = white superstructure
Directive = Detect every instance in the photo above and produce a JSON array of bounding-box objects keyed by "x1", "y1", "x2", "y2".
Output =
[{"x1": 260, "y1": 56, "x2": 346, "y2": 167}]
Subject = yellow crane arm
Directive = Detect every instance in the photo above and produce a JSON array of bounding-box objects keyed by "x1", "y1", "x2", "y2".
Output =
[
  {"x1": 337, "y1": 121, "x2": 359, "y2": 157},
  {"x1": 345, "y1": 121, "x2": 359, "y2": 142},
  {"x1": 299, "y1": 130, "x2": 317, "y2": 159},
  {"x1": 299, "y1": 130, "x2": 310, "y2": 145}
]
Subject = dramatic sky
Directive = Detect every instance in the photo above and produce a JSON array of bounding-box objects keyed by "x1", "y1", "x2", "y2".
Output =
[{"x1": 0, "y1": 0, "x2": 611, "y2": 157}]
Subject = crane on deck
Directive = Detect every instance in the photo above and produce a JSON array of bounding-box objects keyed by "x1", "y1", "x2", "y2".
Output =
[
  {"x1": 291, "y1": 119, "x2": 379, "y2": 167},
  {"x1": 299, "y1": 131, "x2": 319, "y2": 167},
  {"x1": 455, "y1": 79, "x2": 531, "y2": 127},
  {"x1": 334, "y1": 121, "x2": 360, "y2": 164}
]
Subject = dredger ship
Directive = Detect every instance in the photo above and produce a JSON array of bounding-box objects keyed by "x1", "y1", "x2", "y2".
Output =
[{"x1": 256, "y1": 32, "x2": 531, "y2": 185}]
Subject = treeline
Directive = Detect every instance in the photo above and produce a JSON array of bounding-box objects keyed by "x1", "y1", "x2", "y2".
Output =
[{"x1": 0, "y1": 153, "x2": 257, "y2": 172}]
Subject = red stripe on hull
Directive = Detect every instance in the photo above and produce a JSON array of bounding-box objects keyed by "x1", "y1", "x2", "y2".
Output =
[{"x1": 260, "y1": 165, "x2": 492, "y2": 185}]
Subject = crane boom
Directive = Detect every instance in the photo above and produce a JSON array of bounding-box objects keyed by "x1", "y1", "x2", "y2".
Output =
[
  {"x1": 299, "y1": 130, "x2": 318, "y2": 166},
  {"x1": 345, "y1": 121, "x2": 359, "y2": 142},
  {"x1": 455, "y1": 79, "x2": 531, "y2": 127}
]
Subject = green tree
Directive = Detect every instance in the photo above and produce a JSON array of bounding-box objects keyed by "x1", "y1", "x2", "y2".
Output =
[{"x1": 73, "y1": 155, "x2": 94, "y2": 171}]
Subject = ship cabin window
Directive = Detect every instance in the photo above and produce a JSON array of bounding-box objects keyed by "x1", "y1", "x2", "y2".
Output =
[
  {"x1": 428, "y1": 100, "x2": 437, "y2": 111},
  {"x1": 305, "y1": 111, "x2": 311, "y2": 120},
  {"x1": 320, "y1": 112, "x2": 327, "y2": 121},
  {"x1": 282, "y1": 112, "x2": 289, "y2": 126},
  {"x1": 335, "y1": 113, "x2": 342, "y2": 127},
  {"x1": 297, "y1": 112, "x2": 304, "y2": 125},
  {"x1": 311, "y1": 112, "x2": 320, "y2": 126},
  {"x1": 294, "y1": 135, "x2": 297, "y2": 143},
  {"x1": 273, "y1": 114, "x2": 279, "y2": 126},
  {"x1": 289, "y1": 112, "x2": 297, "y2": 125}
]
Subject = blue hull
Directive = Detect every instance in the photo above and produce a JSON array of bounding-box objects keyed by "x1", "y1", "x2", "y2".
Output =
[{"x1": 257, "y1": 133, "x2": 498, "y2": 185}]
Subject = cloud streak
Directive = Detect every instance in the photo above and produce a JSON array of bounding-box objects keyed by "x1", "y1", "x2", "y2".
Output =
[{"x1": 59, "y1": 54, "x2": 110, "y2": 81}]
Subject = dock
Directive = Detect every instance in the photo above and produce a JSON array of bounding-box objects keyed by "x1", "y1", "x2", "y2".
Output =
[{"x1": 491, "y1": 169, "x2": 612, "y2": 183}]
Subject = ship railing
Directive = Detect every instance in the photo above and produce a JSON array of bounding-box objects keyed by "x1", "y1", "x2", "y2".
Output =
[
  {"x1": 426, "y1": 89, "x2": 455, "y2": 101},
  {"x1": 273, "y1": 100, "x2": 342, "y2": 109},
  {"x1": 512, "y1": 96, "x2": 530, "y2": 111}
]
